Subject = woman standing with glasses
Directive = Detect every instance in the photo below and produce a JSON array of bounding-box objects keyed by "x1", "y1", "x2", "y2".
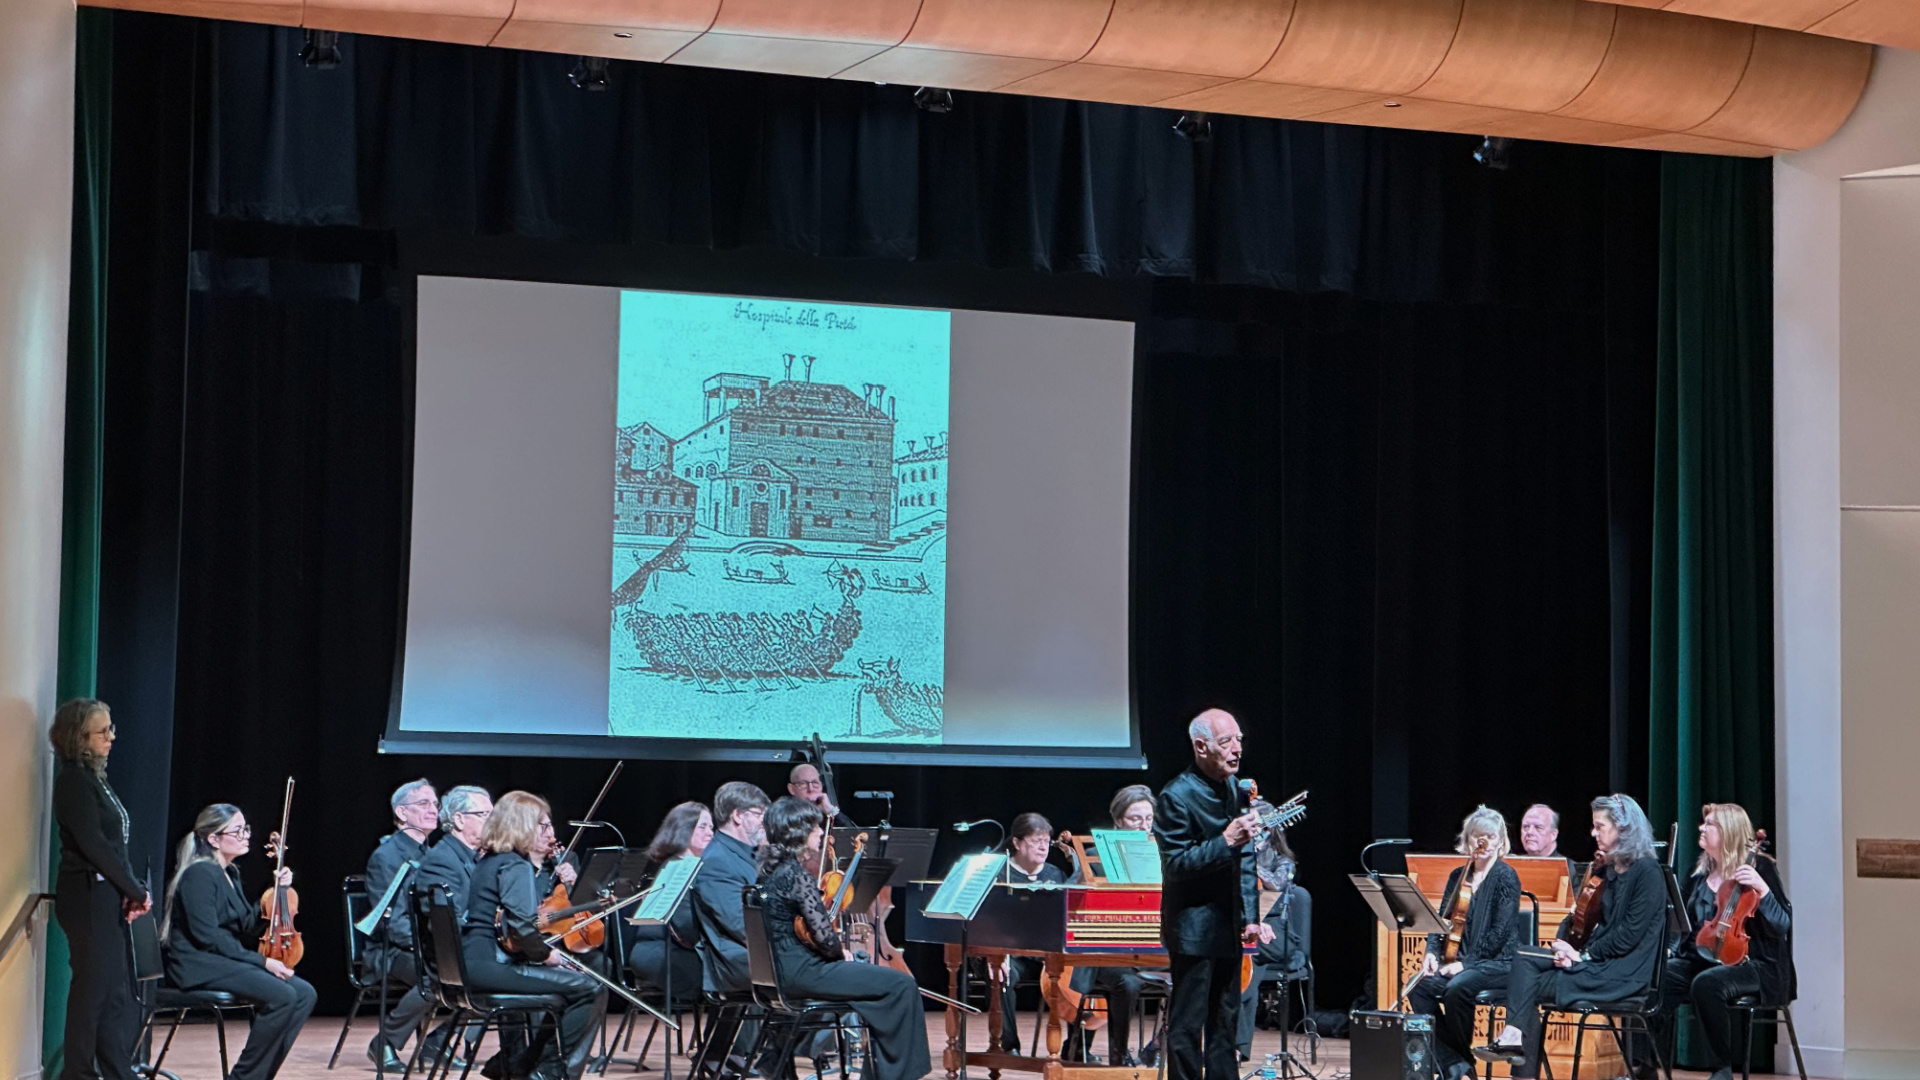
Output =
[
  {"x1": 160, "y1": 805, "x2": 318, "y2": 1080},
  {"x1": 50, "y1": 699, "x2": 151, "y2": 1080},
  {"x1": 464, "y1": 792, "x2": 606, "y2": 1080}
]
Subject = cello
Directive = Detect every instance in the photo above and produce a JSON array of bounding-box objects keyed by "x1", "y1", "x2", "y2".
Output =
[
  {"x1": 257, "y1": 777, "x2": 304, "y2": 969},
  {"x1": 1695, "y1": 830, "x2": 1769, "y2": 965},
  {"x1": 538, "y1": 762, "x2": 623, "y2": 954}
]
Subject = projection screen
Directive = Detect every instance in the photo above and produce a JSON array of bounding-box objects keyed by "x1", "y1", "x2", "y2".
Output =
[{"x1": 385, "y1": 275, "x2": 1138, "y2": 766}]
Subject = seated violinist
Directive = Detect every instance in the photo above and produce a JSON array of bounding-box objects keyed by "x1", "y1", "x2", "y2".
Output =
[
  {"x1": 463, "y1": 792, "x2": 607, "y2": 1080},
  {"x1": 1645, "y1": 803, "x2": 1793, "y2": 1080},
  {"x1": 161, "y1": 805, "x2": 317, "y2": 1080},
  {"x1": 1405, "y1": 807, "x2": 1520, "y2": 1080},
  {"x1": 1477, "y1": 795, "x2": 1666, "y2": 1080},
  {"x1": 756, "y1": 797, "x2": 931, "y2": 1080}
]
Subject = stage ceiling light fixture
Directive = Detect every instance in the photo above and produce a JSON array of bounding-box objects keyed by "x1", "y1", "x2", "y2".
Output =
[
  {"x1": 1473, "y1": 135, "x2": 1512, "y2": 170},
  {"x1": 1172, "y1": 112, "x2": 1212, "y2": 142},
  {"x1": 299, "y1": 29, "x2": 341, "y2": 69},
  {"x1": 913, "y1": 86, "x2": 954, "y2": 114},
  {"x1": 569, "y1": 55, "x2": 611, "y2": 91}
]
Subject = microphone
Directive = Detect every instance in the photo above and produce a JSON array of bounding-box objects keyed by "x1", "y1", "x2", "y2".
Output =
[{"x1": 855, "y1": 790, "x2": 894, "y2": 800}]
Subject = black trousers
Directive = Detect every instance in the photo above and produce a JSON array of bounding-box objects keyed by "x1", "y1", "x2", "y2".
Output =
[
  {"x1": 1649, "y1": 952, "x2": 1764, "y2": 1070},
  {"x1": 172, "y1": 958, "x2": 318, "y2": 1080},
  {"x1": 369, "y1": 947, "x2": 441, "y2": 1053},
  {"x1": 55, "y1": 876, "x2": 141, "y2": 1080},
  {"x1": 1075, "y1": 966, "x2": 1143, "y2": 1063},
  {"x1": 1166, "y1": 953, "x2": 1240, "y2": 1080},
  {"x1": 994, "y1": 956, "x2": 1042, "y2": 1052},
  {"x1": 463, "y1": 940, "x2": 607, "y2": 1075},
  {"x1": 1406, "y1": 962, "x2": 1509, "y2": 1070}
]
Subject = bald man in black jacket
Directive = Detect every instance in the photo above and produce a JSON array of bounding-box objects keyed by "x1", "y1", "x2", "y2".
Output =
[{"x1": 1155, "y1": 710, "x2": 1267, "y2": 1080}]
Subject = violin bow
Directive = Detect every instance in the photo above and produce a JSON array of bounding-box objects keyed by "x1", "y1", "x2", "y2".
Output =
[{"x1": 558, "y1": 761, "x2": 623, "y2": 870}]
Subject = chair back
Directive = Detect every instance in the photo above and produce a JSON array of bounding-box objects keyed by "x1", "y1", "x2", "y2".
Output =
[
  {"x1": 741, "y1": 886, "x2": 790, "y2": 1010},
  {"x1": 414, "y1": 883, "x2": 474, "y2": 1012},
  {"x1": 1517, "y1": 889, "x2": 1540, "y2": 947},
  {"x1": 343, "y1": 875, "x2": 372, "y2": 984}
]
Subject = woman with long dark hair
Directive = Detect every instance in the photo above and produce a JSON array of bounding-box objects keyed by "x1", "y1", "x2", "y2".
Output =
[
  {"x1": 161, "y1": 804, "x2": 318, "y2": 1080},
  {"x1": 627, "y1": 802, "x2": 713, "y2": 1000},
  {"x1": 756, "y1": 796, "x2": 930, "y2": 1080},
  {"x1": 50, "y1": 699, "x2": 150, "y2": 1080},
  {"x1": 464, "y1": 791, "x2": 606, "y2": 1080}
]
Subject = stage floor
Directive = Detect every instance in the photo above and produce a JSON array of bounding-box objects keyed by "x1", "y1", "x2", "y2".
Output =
[{"x1": 142, "y1": 1012, "x2": 1822, "y2": 1080}]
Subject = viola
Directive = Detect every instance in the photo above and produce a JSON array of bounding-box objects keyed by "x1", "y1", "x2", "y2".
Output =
[
  {"x1": 797, "y1": 831, "x2": 865, "y2": 951},
  {"x1": 1438, "y1": 835, "x2": 1490, "y2": 966},
  {"x1": 1695, "y1": 829, "x2": 1769, "y2": 965},
  {"x1": 1562, "y1": 859, "x2": 1607, "y2": 951},
  {"x1": 539, "y1": 762, "x2": 624, "y2": 954},
  {"x1": 257, "y1": 777, "x2": 304, "y2": 969}
]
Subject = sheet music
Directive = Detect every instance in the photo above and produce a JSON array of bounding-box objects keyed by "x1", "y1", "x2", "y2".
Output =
[
  {"x1": 1090, "y1": 829, "x2": 1162, "y2": 885},
  {"x1": 925, "y1": 852, "x2": 1009, "y2": 920},
  {"x1": 630, "y1": 854, "x2": 700, "y2": 925}
]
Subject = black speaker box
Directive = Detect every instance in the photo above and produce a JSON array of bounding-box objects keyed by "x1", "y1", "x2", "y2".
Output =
[{"x1": 1348, "y1": 1009, "x2": 1437, "y2": 1080}]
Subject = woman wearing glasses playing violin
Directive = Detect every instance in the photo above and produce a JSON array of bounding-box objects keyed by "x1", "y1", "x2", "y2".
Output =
[{"x1": 160, "y1": 805, "x2": 317, "y2": 1080}]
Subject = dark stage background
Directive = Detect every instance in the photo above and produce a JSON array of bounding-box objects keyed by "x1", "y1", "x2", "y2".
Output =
[{"x1": 76, "y1": 12, "x2": 1668, "y2": 1017}]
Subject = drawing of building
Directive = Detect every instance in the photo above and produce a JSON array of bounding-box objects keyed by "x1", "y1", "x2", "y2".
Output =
[
  {"x1": 615, "y1": 465, "x2": 698, "y2": 536},
  {"x1": 617, "y1": 421, "x2": 674, "y2": 471},
  {"x1": 671, "y1": 361, "x2": 896, "y2": 543},
  {"x1": 894, "y1": 432, "x2": 946, "y2": 526}
]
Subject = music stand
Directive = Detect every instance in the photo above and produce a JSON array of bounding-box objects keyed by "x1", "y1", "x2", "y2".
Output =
[
  {"x1": 1350, "y1": 874, "x2": 1450, "y2": 1010},
  {"x1": 843, "y1": 859, "x2": 900, "y2": 917},
  {"x1": 876, "y1": 828, "x2": 940, "y2": 887},
  {"x1": 629, "y1": 857, "x2": 701, "y2": 1080},
  {"x1": 576, "y1": 848, "x2": 624, "y2": 899}
]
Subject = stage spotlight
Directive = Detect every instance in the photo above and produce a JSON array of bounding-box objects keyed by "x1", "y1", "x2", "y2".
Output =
[
  {"x1": 300, "y1": 29, "x2": 342, "y2": 69},
  {"x1": 913, "y1": 87, "x2": 954, "y2": 114},
  {"x1": 1473, "y1": 135, "x2": 1512, "y2": 170},
  {"x1": 568, "y1": 55, "x2": 611, "y2": 91},
  {"x1": 1172, "y1": 112, "x2": 1212, "y2": 142}
]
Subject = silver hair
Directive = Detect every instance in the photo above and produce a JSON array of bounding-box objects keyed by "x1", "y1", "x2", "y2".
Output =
[
  {"x1": 1591, "y1": 793, "x2": 1656, "y2": 867},
  {"x1": 1526, "y1": 803, "x2": 1561, "y2": 830},
  {"x1": 1187, "y1": 714, "x2": 1216, "y2": 741},
  {"x1": 439, "y1": 785, "x2": 491, "y2": 830},
  {"x1": 1455, "y1": 805, "x2": 1512, "y2": 858},
  {"x1": 391, "y1": 778, "x2": 434, "y2": 814}
]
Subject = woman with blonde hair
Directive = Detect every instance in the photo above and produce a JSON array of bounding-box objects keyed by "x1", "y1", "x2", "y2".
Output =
[
  {"x1": 161, "y1": 804, "x2": 317, "y2": 1080},
  {"x1": 1645, "y1": 803, "x2": 1794, "y2": 1080},
  {"x1": 1406, "y1": 806, "x2": 1522, "y2": 1080},
  {"x1": 462, "y1": 791, "x2": 606, "y2": 1080}
]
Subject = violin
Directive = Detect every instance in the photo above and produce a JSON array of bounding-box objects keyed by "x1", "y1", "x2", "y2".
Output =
[
  {"x1": 1695, "y1": 829, "x2": 1769, "y2": 965},
  {"x1": 797, "y1": 830, "x2": 865, "y2": 951},
  {"x1": 1562, "y1": 859, "x2": 1607, "y2": 951},
  {"x1": 538, "y1": 762, "x2": 622, "y2": 954},
  {"x1": 1438, "y1": 835, "x2": 1491, "y2": 966},
  {"x1": 257, "y1": 777, "x2": 304, "y2": 969}
]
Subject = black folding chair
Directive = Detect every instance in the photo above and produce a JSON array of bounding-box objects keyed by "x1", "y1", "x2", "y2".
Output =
[
  {"x1": 412, "y1": 884, "x2": 572, "y2": 1080},
  {"x1": 738, "y1": 886, "x2": 863, "y2": 1080},
  {"x1": 1729, "y1": 995, "x2": 1809, "y2": 1080},
  {"x1": 331, "y1": 874, "x2": 415, "y2": 1068}
]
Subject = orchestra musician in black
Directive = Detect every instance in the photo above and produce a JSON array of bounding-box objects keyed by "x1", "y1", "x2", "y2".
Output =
[
  {"x1": 463, "y1": 792, "x2": 606, "y2": 1080},
  {"x1": 1071, "y1": 787, "x2": 1156, "y2": 1066},
  {"x1": 991, "y1": 812, "x2": 1066, "y2": 1053},
  {"x1": 364, "y1": 778, "x2": 439, "y2": 1071},
  {"x1": 1405, "y1": 807, "x2": 1521, "y2": 1080},
  {"x1": 1154, "y1": 710, "x2": 1267, "y2": 1080},
  {"x1": 1477, "y1": 794, "x2": 1666, "y2": 1080},
  {"x1": 1644, "y1": 803, "x2": 1793, "y2": 1080},
  {"x1": 415, "y1": 785, "x2": 493, "y2": 1071},
  {"x1": 49, "y1": 699, "x2": 151, "y2": 1080},
  {"x1": 160, "y1": 805, "x2": 318, "y2": 1080},
  {"x1": 756, "y1": 797, "x2": 932, "y2": 1080},
  {"x1": 626, "y1": 801, "x2": 712, "y2": 1001}
]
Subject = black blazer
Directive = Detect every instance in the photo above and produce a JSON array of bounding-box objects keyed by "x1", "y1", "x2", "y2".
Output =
[
  {"x1": 366, "y1": 830, "x2": 428, "y2": 951},
  {"x1": 465, "y1": 850, "x2": 548, "y2": 961},
  {"x1": 417, "y1": 835, "x2": 481, "y2": 922},
  {"x1": 1682, "y1": 855, "x2": 1794, "y2": 1005},
  {"x1": 1550, "y1": 855, "x2": 1667, "y2": 1002},
  {"x1": 1425, "y1": 859, "x2": 1522, "y2": 966},
  {"x1": 165, "y1": 860, "x2": 268, "y2": 987},
  {"x1": 691, "y1": 830, "x2": 757, "y2": 993},
  {"x1": 1155, "y1": 766, "x2": 1259, "y2": 957},
  {"x1": 53, "y1": 761, "x2": 146, "y2": 902}
]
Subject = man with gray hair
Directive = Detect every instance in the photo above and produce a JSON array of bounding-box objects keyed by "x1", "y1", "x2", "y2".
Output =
[
  {"x1": 412, "y1": 785, "x2": 494, "y2": 1071},
  {"x1": 1155, "y1": 709, "x2": 1268, "y2": 1080},
  {"x1": 364, "y1": 779, "x2": 438, "y2": 1071},
  {"x1": 1477, "y1": 794, "x2": 1666, "y2": 1080}
]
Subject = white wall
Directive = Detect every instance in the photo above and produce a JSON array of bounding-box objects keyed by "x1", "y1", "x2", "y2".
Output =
[
  {"x1": 0, "y1": 0, "x2": 75, "y2": 1076},
  {"x1": 1776, "y1": 45, "x2": 1920, "y2": 1080}
]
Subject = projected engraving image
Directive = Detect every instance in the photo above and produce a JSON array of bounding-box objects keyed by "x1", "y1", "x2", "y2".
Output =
[{"x1": 610, "y1": 291, "x2": 950, "y2": 743}]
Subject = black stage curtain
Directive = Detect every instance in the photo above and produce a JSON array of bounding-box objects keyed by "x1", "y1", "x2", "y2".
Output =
[{"x1": 87, "y1": 11, "x2": 1664, "y2": 1014}]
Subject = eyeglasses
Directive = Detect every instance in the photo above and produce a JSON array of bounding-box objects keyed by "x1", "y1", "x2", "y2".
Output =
[
  {"x1": 87, "y1": 724, "x2": 118, "y2": 738},
  {"x1": 537, "y1": 819, "x2": 555, "y2": 832},
  {"x1": 398, "y1": 798, "x2": 437, "y2": 810},
  {"x1": 455, "y1": 809, "x2": 492, "y2": 820},
  {"x1": 792, "y1": 779, "x2": 824, "y2": 790},
  {"x1": 214, "y1": 826, "x2": 252, "y2": 839}
]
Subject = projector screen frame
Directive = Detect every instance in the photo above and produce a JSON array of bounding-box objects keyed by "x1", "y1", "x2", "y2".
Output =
[{"x1": 384, "y1": 233, "x2": 1151, "y2": 768}]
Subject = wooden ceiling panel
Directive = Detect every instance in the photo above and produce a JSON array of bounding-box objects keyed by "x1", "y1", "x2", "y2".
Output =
[
  {"x1": 1414, "y1": 0, "x2": 1618, "y2": 113},
  {"x1": 1606, "y1": 130, "x2": 1781, "y2": 155},
  {"x1": 490, "y1": 0, "x2": 717, "y2": 60},
  {"x1": 86, "y1": 0, "x2": 298, "y2": 25},
  {"x1": 1152, "y1": 79, "x2": 1380, "y2": 118},
  {"x1": 698, "y1": 0, "x2": 920, "y2": 46},
  {"x1": 1256, "y1": 0, "x2": 1463, "y2": 95},
  {"x1": 1554, "y1": 7, "x2": 1752, "y2": 130},
  {"x1": 304, "y1": 0, "x2": 514, "y2": 46},
  {"x1": 1686, "y1": 25, "x2": 1872, "y2": 147},
  {"x1": 832, "y1": 47, "x2": 1067, "y2": 90},
  {"x1": 1809, "y1": 0, "x2": 1920, "y2": 51},
  {"x1": 999, "y1": 64, "x2": 1237, "y2": 106},
  {"x1": 885, "y1": 0, "x2": 1114, "y2": 62},
  {"x1": 1658, "y1": 0, "x2": 1843, "y2": 28},
  {"x1": 1079, "y1": 0, "x2": 1296, "y2": 79},
  {"x1": 1310, "y1": 95, "x2": 1665, "y2": 147}
]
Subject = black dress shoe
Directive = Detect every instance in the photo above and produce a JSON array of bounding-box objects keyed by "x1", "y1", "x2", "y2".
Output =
[
  {"x1": 479, "y1": 1052, "x2": 512, "y2": 1080},
  {"x1": 1472, "y1": 1043, "x2": 1524, "y2": 1065},
  {"x1": 367, "y1": 1044, "x2": 406, "y2": 1072}
]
